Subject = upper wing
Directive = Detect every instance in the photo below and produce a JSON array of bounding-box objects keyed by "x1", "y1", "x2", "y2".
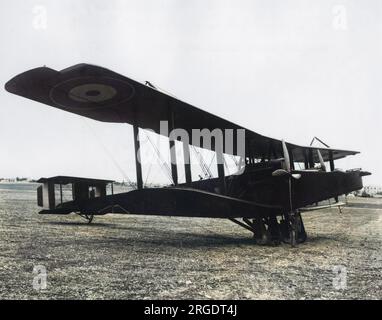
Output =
[{"x1": 5, "y1": 63, "x2": 359, "y2": 162}]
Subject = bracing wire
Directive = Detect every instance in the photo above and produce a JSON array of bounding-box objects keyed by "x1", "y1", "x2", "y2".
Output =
[
  {"x1": 192, "y1": 146, "x2": 213, "y2": 178},
  {"x1": 143, "y1": 130, "x2": 174, "y2": 185},
  {"x1": 81, "y1": 119, "x2": 135, "y2": 189}
]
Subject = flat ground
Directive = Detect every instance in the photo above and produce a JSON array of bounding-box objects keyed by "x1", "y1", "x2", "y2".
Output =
[{"x1": 0, "y1": 184, "x2": 381, "y2": 299}]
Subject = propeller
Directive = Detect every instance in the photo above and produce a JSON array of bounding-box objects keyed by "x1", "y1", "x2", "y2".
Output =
[
  {"x1": 272, "y1": 139, "x2": 301, "y2": 246},
  {"x1": 271, "y1": 140, "x2": 301, "y2": 211},
  {"x1": 282, "y1": 139, "x2": 291, "y2": 171},
  {"x1": 272, "y1": 140, "x2": 301, "y2": 180},
  {"x1": 317, "y1": 149, "x2": 326, "y2": 172}
]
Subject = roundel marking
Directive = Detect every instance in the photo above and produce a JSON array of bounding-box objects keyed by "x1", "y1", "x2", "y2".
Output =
[
  {"x1": 49, "y1": 76, "x2": 135, "y2": 111},
  {"x1": 68, "y1": 84, "x2": 117, "y2": 102}
]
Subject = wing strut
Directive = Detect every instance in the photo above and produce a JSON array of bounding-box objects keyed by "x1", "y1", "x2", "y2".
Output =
[
  {"x1": 133, "y1": 112, "x2": 143, "y2": 190},
  {"x1": 168, "y1": 105, "x2": 178, "y2": 185},
  {"x1": 216, "y1": 148, "x2": 226, "y2": 194},
  {"x1": 183, "y1": 142, "x2": 192, "y2": 184}
]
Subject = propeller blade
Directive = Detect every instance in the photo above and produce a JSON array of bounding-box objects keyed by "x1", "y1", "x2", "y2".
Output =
[
  {"x1": 282, "y1": 140, "x2": 291, "y2": 172},
  {"x1": 317, "y1": 149, "x2": 326, "y2": 172}
]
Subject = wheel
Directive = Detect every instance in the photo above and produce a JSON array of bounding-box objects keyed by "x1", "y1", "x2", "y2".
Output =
[
  {"x1": 85, "y1": 214, "x2": 94, "y2": 224},
  {"x1": 289, "y1": 212, "x2": 297, "y2": 247},
  {"x1": 295, "y1": 212, "x2": 307, "y2": 243},
  {"x1": 78, "y1": 213, "x2": 94, "y2": 224},
  {"x1": 290, "y1": 229, "x2": 296, "y2": 247},
  {"x1": 279, "y1": 218, "x2": 290, "y2": 243}
]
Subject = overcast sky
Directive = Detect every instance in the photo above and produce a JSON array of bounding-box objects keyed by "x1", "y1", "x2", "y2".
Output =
[{"x1": 0, "y1": 0, "x2": 381, "y2": 185}]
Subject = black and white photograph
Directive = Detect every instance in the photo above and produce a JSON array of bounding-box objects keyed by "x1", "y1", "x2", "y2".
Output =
[{"x1": 0, "y1": 0, "x2": 381, "y2": 306}]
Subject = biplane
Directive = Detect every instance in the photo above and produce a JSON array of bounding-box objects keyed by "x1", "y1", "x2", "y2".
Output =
[{"x1": 5, "y1": 63, "x2": 370, "y2": 246}]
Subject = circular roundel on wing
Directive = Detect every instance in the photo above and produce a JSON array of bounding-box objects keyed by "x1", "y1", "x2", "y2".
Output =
[
  {"x1": 69, "y1": 84, "x2": 117, "y2": 102},
  {"x1": 49, "y1": 77, "x2": 135, "y2": 110}
]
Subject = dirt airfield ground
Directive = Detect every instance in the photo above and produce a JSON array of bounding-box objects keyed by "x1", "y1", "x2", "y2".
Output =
[{"x1": 0, "y1": 184, "x2": 381, "y2": 300}]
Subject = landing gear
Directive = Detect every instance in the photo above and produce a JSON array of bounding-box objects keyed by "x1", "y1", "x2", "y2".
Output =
[
  {"x1": 78, "y1": 213, "x2": 94, "y2": 224},
  {"x1": 280, "y1": 211, "x2": 307, "y2": 246},
  {"x1": 252, "y1": 217, "x2": 271, "y2": 245},
  {"x1": 229, "y1": 211, "x2": 307, "y2": 246},
  {"x1": 252, "y1": 216, "x2": 281, "y2": 245}
]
